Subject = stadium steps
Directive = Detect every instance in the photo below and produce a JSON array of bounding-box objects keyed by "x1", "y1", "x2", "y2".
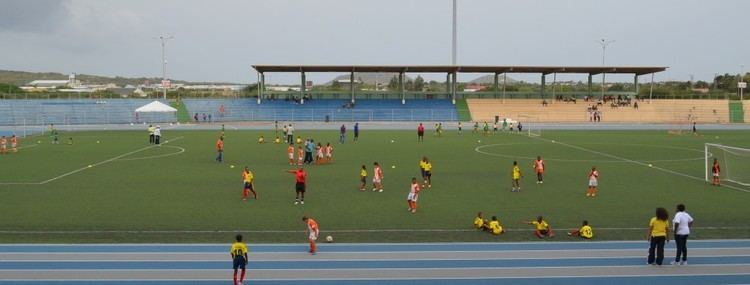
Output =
[
  {"x1": 454, "y1": 98, "x2": 472, "y2": 121},
  {"x1": 171, "y1": 100, "x2": 191, "y2": 123},
  {"x1": 729, "y1": 101, "x2": 744, "y2": 123}
]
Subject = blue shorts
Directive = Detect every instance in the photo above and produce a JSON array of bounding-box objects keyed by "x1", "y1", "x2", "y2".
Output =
[
  {"x1": 425, "y1": 171, "x2": 432, "y2": 178},
  {"x1": 244, "y1": 182, "x2": 253, "y2": 190},
  {"x1": 233, "y1": 257, "x2": 246, "y2": 270}
]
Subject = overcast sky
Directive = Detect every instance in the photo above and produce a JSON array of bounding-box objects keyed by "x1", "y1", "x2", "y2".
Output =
[{"x1": 0, "y1": 0, "x2": 747, "y2": 84}]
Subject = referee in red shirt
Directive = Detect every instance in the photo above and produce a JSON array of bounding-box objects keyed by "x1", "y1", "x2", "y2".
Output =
[{"x1": 287, "y1": 167, "x2": 307, "y2": 205}]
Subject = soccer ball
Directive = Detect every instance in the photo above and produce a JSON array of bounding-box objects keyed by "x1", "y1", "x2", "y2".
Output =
[
  {"x1": 326, "y1": 235, "x2": 333, "y2": 243},
  {"x1": 391, "y1": 165, "x2": 396, "y2": 169},
  {"x1": 551, "y1": 140, "x2": 555, "y2": 143},
  {"x1": 477, "y1": 140, "x2": 481, "y2": 143},
  {"x1": 648, "y1": 164, "x2": 653, "y2": 167},
  {"x1": 96, "y1": 140, "x2": 100, "y2": 144},
  {"x1": 230, "y1": 165, "x2": 235, "y2": 169},
  {"x1": 390, "y1": 140, "x2": 395, "y2": 143}
]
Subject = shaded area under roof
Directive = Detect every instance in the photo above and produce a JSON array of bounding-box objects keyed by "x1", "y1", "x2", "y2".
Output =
[{"x1": 252, "y1": 65, "x2": 667, "y2": 76}]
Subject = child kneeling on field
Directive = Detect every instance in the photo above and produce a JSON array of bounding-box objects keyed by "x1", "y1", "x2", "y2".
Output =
[
  {"x1": 473, "y1": 212, "x2": 490, "y2": 231},
  {"x1": 568, "y1": 220, "x2": 594, "y2": 239}
]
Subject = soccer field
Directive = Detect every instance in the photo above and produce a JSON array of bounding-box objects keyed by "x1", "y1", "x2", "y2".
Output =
[{"x1": 0, "y1": 127, "x2": 748, "y2": 243}]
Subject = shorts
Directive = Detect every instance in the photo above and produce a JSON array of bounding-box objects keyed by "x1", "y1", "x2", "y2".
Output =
[
  {"x1": 589, "y1": 179, "x2": 598, "y2": 187},
  {"x1": 11, "y1": 143, "x2": 16, "y2": 148},
  {"x1": 309, "y1": 231, "x2": 318, "y2": 241},
  {"x1": 360, "y1": 177, "x2": 366, "y2": 183},
  {"x1": 326, "y1": 153, "x2": 332, "y2": 158},
  {"x1": 418, "y1": 131, "x2": 424, "y2": 136},
  {"x1": 713, "y1": 173, "x2": 719, "y2": 177},
  {"x1": 288, "y1": 153, "x2": 294, "y2": 159},
  {"x1": 244, "y1": 183, "x2": 253, "y2": 190},
  {"x1": 373, "y1": 177, "x2": 381, "y2": 184},
  {"x1": 539, "y1": 229, "x2": 549, "y2": 236},
  {"x1": 425, "y1": 171, "x2": 432, "y2": 178},
  {"x1": 513, "y1": 175, "x2": 520, "y2": 180},
  {"x1": 295, "y1": 182, "x2": 306, "y2": 193},
  {"x1": 420, "y1": 169, "x2": 426, "y2": 177},
  {"x1": 232, "y1": 257, "x2": 247, "y2": 270},
  {"x1": 407, "y1": 192, "x2": 418, "y2": 202},
  {"x1": 536, "y1": 169, "x2": 544, "y2": 174}
]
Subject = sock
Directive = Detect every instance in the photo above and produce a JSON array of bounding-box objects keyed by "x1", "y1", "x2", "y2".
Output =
[
  {"x1": 243, "y1": 189, "x2": 248, "y2": 199},
  {"x1": 251, "y1": 189, "x2": 257, "y2": 199},
  {"x1": 240, "y1": 268, "x2": 246, "y2": 282},
  {"x1": 233, "y1": 271, "x2": 238, "y2": 284}
]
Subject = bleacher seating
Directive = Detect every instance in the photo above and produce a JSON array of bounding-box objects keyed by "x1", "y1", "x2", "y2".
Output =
[
  {"x1": 182, "y1": 99, "x2": 458, "y2": 122},
  {"x1": 0, "y1": 99, "x2": 175, "y2": 125},
  {"x1": 467, "y1": 99, "x2": 731, "y2": 124}
]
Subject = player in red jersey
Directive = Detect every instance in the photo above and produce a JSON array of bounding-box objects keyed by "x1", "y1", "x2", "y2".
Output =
[
  {"x1": 711, "y1": 158, "x2": 721, "y2": 186},
  {"x1": 407, "y1": 177, "x2": 421, "y2": 213},
  {"x1": 533, "y1": 156, "x2": 545, "y2": 184},
  {"x1": 372, "y1": 162, "x2": 384, "y2": 192},
  {"x1": 287, "y1": 167, "x2": 307, "y2": 205},
  {"x1": 302, "y1": 216, "x2": 319, "y2": 254},
  {"x1": 586, "y1": 167, "x2": 599, "y2": 197}
]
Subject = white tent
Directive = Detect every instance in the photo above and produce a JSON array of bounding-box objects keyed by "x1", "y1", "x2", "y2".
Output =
[{"x1": 135, "y1": 101, "x2": 177, "y2": 113}]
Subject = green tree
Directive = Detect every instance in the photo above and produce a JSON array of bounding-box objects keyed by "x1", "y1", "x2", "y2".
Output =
[
  {"x1": 413, "y1": 75, "x2": 425, "y2": 91},
  {"x1": 388, "y1": 76, "x2": 399, "y2": 90}
]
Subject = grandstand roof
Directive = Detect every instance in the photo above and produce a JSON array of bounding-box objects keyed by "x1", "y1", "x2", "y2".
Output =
[{"x1": 252, "y1": 65, "x2": 667, "y2": 75}]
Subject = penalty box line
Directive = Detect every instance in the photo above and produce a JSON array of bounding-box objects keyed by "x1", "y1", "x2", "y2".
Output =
[
  {"x1": 0, "y1": 137, "x2": 184, "y2": 186},
  {"x1": 526, "y1": 135, "x2": 750, "y2": 194}
]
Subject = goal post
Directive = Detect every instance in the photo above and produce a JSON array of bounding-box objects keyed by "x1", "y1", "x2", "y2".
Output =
[
  {"x1": 517, "y1": 115, "x2": 541, "y2": 137},
  {"x1": 705, "y1": 143, "x2": 750, "y2": 186}
]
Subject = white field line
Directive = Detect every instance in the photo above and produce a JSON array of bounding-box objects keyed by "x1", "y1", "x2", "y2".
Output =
[
  {"x1": 525, "y1": 135, "x2": 750, "y2": 194},
  {"x1": 0, "y1": 137, "x2": 183, "y2": 186},
  {"x1": 115, "y1": 145, "x2": 185, "y2": 161},
  {"x1": 0, "y1": 226, "x2": 748, "y2": 234}
]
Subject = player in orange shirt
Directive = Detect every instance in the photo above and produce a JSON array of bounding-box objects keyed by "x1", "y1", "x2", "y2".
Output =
[
  {"x1": 297, "y1": 146, "x2": 304, "y2": 166},
  {"x1": 533, "y1": 156, "x2": 545, "y2": 184},
  {"x1": 10, "y1": 135, "x2": 17, "y2": 153},
  {"x1": 711, "y1": 158, "x2": 720, "y2": 186},
  {"x1": 407, "y1": 177, "x2": 421, "y2": 213},
  {"x1": 0, "y1": 136, "x2": 6, "y2": 154},
  {"x1": 302, "y1": 216, "x2": 319, "y2": 254},
  {"x1": 287, "y1": 144, "x2": 295, "y2": 165},
  {"x1": 586, "y1": 166, "x2": 599, "y2": 197},
  {"x1": 324, "y1": 143, "x2": 333, "y2": 163},
  {"x1": 215, "y1": 136, "x2": 224, "y2": 163},
  {"x1": 373, "y1": 162, "x2": 384, "y2": 192}
]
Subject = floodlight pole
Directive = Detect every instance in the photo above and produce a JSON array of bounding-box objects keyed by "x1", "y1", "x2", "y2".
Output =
[
  {"x1": 598, "y1": 38, "x2": 615, "y2": 98},
  {"x1": 158, "y1": 35, "x2": 174, "y2": 100},
  {"x1": 452, "y1": 0, "x2": 457, "y2": 66}
]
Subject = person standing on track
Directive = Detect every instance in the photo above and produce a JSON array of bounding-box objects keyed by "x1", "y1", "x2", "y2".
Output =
[
  {"x1": 230, "y1": 234, "x2": 248, "y2": 285},
  {"x1": 287, "y1": 167, "x2": 307, "y2": 205},
  {"x1": 647, "y1": 207, "x2": 670, "y2": 266},
  {"x1": 303, "y1": 216, "x2": 319, "y2": 254},
  {"x1": 672, "y1": 204, "x2": 694, "y2": 265}
]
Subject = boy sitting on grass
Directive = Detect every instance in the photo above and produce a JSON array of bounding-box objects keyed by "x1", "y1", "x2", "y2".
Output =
[
  {"x1": 568, "y1": 220, "x2": 594, "y2": 239},
  {"x1": 526, "y1": 216, "x2": 554, "y2": 238},
  {"x1": 473, "y1": 212, "x2": 490, "y2": 231}
]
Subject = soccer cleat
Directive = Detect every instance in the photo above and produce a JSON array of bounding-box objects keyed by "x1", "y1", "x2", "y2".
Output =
[
  {"x1": 294, "y1": 201, "x2": 299, "y2": 205},
  {"x1": 378, "y1": 189, "x2": 383, "y2": 193},
  {"x1": 670, "y1": 261, "x2": 678, "y2": 265},
  {"x1": 372, "y1": 188, "x2": 377, "y2": 191},
  {"x1": 681, "y1": 261, "x2": 687, "y2": 265},
  {"x1": 540, "y1": 181, "x2": 543, "y2": 184},
  {"x1": 301, "y1": 201, "x2": 305, "y2": 205}
]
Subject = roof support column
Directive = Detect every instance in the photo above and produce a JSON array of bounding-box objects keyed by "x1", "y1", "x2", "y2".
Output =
[
  {"x1": 451, "y1": 72, "x2": 457, "y2": 105},
  {"x1": 502, "y1": 73, "x2": 507, "y2": 103},
  {"x1": 551, "y1": 72, "x2": 557, "y2": 101},
  {"x1": 649, "y1": 72, "x2": 655, "y2": 103},
  {"x1": 350, "y1": 71, "x2": 355, "y2": 104},
  {"x1": 587, "y1": 74, "x2": 593, "y2": 98},
  {"x1": 256, "y1": 72, "x2": 262, "y2": 104},
  {"x1": 300, "y1": 71, "x2": 306, "y2": 105},
  {"x1": 446, "y1": 73, "x2": 451, "y2": 100},
  {"x1": 399, "y1": 72, "x2": 405, "y2": 105},
  {"x1": 258, "y1": 72, "x2": 265, "y2": 105},
  {"x1": 540, "y1": 74, "x2": 546, "y2": 99},
  {"x1": 634, "y1": 74, "x2": 640, "y2": 95},
  {"x1": 493, "y1": 73, "x2": 499, "y2": 99}
]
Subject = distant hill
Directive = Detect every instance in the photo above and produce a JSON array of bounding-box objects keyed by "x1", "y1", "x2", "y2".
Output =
[
  {"x1": 469, "y1": 74, "x2": 519, "y2": 84},
  {"x1": 0, "y1": 70, "x2": 236, "y2": 86},
  {"x1": 325, "y1": 73, "x2": 412, "y2": 85}
]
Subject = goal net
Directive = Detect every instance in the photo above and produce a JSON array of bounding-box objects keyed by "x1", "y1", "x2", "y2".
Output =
[
  {"x1": 705, "y1": 143, "x2": 750, "y2": 186},
  {"x1": 516, "y1": 115, "x2": 541, "y2": 137}
]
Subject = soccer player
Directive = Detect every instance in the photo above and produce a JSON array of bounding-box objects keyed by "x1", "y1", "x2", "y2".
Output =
[
  {"x1": 474, "y1": 212, "x2": 489, "y2": 231},
  {"x1": 282, "y1": 124, "x2": 288, "y2": 143},
  {"x1": 417, "y1": 123, "x2": 425, "y2": 142},
  {"x1": 419, "y1": 157, "x2": 427, "y2": 185},
  {"x1": 359, "y1": 165, "x2": 367, "y2": 191},
  {"x1": 274, "y1": 137, "x2": 281, "y2": 144},
  {"x1": 711, "y1": 158, "x2": 720, "y2": 186},
  {"x1": 324, "y1": 143, "x2": 333, "y2": 163},
  {"x1": 10, "y1": 135, "x2": 17, "y2": 153},
  {"x1": 287, "y1": 144, "x2": 295, "y2": 165},
  {"x1": 353, "y1": 122, "x2": 360, "y2": 142},
  {"x1": 473, "y1": 121, "x2": 479, "y2": 134},
  {"x1": 407, "y1": 177, "x2": 421, "y2": 213},
  {"x1": 533, "y1": 156, "x2": 545, "y2": 184},
  {"x1": 482, "y1": 122, "x2": 489, "y2": 136},
  {"x1": 297, "y1": 146, "x2": 304, "y2": 166},
  {"x1": 258, "y1": 136, "x2": 265, "y2": 144},
  {"x1": 527, "y1": 216, "x2": 554, "y2": 238},
  {"x1": 287, "y1": 167, "x2": 307, "y2": 205},
  {"x1": 372, "y1": 162, "x2": 384, "y2": 192},
  {"x1": 647, "y1": 207, "x2": 670, "y2": 266},
  {"x1": 493, "y1": 122, "x2": 498, "y2": 134},
  {"x1": 489, "y1": 216, "x2": 504, "y2": 235},
  {"x1": 241, "y1": 167, "x2": 257, "y2": 200},
  {"x1": 315, "y1": 143, "x2": 324, "y2": 164},
  {"x1": 423, "y1": 158, "x2": 432, "y2": 188},
  {"x1": 0, "y1": 136, "x2": 6, "y2": 154},
  {"x1": 568, "y1": 220, "x2": 593, "y2": 239},
  {"x1": 586, "y1": 166, "x2": 599, "y2": 197},
  {"x1": 511, "y1": 161, "x2": 521, "y2": 192},
  {"x1": 458, "y1": 122, "x2": 463, "y2": 134},
  {"x1": 148, "y1": 124, "x2": 155, "y2": 144},
  {"x1": 49, "y1": 124, "x2": 59, "y2": 144},
  {"x1": 296, "y1": 136, "x2": 303, "y2": 145},
  {"x1": 215, "y1": 136, "x2": 224, "y2": 163},
  {"x1": 230, "y1": 234, "x2": 248, "y2": 285},
  {"x1": 303, "y1": 216, "x2": 319, "y2": 254}
]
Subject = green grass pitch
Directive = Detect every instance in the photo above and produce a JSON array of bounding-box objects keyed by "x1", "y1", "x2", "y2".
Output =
[{"x1": 0, "y1": 128, "x2": 748, "y2": 243}]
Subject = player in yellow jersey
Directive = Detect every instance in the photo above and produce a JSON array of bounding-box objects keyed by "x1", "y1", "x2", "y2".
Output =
[
  {"x1": 423, "y1": 158, "x2": 432, "y2": 188},
  {"x1": 258, "y1": 136, "x2": 265, "y2": 144},
  {"x1": 488, "y1": 216, "x2": 504, "y2": 235},
  {"x1": 511, "y1": 161, "x2": 521, "y2": 192},
  {"x1": 359, "y1": 165, "x2": 367, "y2": 191},
  {"x1": 527, "y1": 216, "x2": 554, "y2": 238},
  {"x1": 242, "y1": 167, "x2": 257, "y2": 200},
  {"x1": 473, "y1": 212, "x2": 489, "y2": 231},
  {"x1": 568, "y1": 220, "x2": 593, "y2": 239},
  {"x1": 230, "y1": 234, "x2": 248, "y2": 285},
  {"x1": 419, "y1": 157, "x2": 427, "y2": 184}
]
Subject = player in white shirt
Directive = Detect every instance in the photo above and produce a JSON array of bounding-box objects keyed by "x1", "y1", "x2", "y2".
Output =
[
  {"x1": 407, "y1": 177, "x2": 421, "y2": 213},
  {"x1": 586, "y1": 167, "x2": 599, "y2": 197},
  {"x1": 372, "y1": 162, "x2": 384, "y2": 192},
  {"x1": 672, "y1": 204, "x2": 694, "y2": 265}
]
